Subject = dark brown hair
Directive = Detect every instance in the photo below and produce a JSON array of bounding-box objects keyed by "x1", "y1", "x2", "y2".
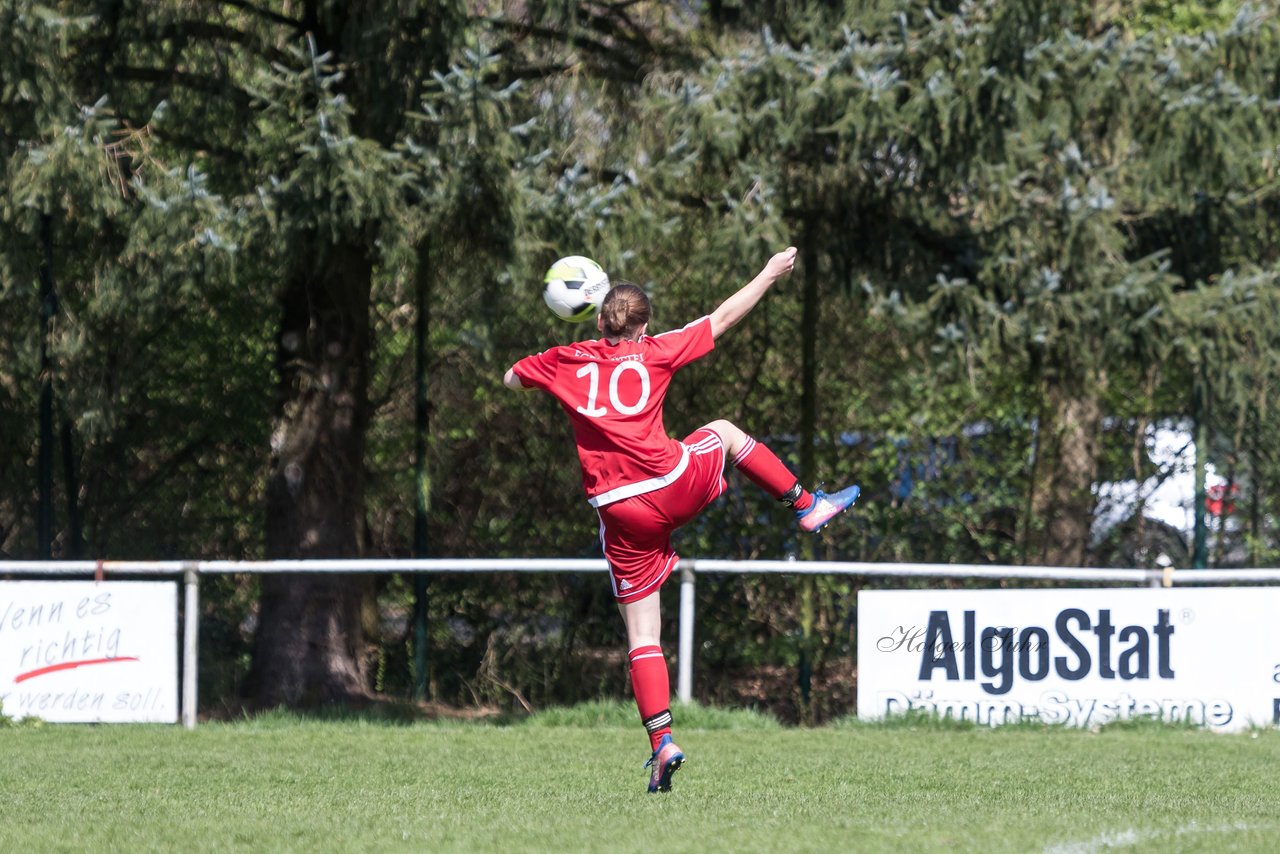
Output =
[{"x1": 599, "y1": 283, "x2": 651, "y2": 340}]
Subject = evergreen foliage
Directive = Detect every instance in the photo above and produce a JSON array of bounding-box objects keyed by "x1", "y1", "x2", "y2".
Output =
[{"x1": 2, "y1": 0, "x2": 1279, "y2": 718}]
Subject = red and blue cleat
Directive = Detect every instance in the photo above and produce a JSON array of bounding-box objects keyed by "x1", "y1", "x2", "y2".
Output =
[
  {"x1": 645, "y1": 734, "x2": 685, "y2": 793},
  {"x1": 796, "y1": 485, "x2": 861, "y2": 533}
]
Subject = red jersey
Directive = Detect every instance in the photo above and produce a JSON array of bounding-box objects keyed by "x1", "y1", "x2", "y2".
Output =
[{"x1": 512, "y1": 316, "x2": 715, "y2": 506}]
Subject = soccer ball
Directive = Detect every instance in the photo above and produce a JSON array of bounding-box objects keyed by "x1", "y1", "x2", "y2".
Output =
[{"x1": 543, "y1": 255, "x2": 610, "y2": 322}]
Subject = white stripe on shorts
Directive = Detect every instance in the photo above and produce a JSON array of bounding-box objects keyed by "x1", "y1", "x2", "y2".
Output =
[
  {"x1": 614, "y1": 552, "x2": 677, "y2": 601},
  {"x1": 688, "y1": 435, "x2": 721, "y2": 455}
]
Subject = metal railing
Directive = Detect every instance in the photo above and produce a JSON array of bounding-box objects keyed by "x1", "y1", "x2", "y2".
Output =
[{"x1": 4, "y1": 558, "x2": 1280, "y2": 728}]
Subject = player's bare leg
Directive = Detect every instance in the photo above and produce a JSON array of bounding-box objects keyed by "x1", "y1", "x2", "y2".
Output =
[{"x1": 619, "y1": 591, "x2": 685, "y2": 792}]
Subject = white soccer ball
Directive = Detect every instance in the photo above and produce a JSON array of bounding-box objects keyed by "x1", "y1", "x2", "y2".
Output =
[{"x1": 542, "y1": 255, "x2": 610, "y2": 322}]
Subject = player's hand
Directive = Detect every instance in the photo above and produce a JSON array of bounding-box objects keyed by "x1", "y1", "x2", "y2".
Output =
[{"x1": 764, "y1": 246, "x2": 798, "y2": 280}]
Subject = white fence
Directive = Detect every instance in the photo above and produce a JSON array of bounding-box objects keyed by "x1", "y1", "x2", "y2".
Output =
[{"x1": 4, "y1": 558, "x2": 1280, "y2": 729}]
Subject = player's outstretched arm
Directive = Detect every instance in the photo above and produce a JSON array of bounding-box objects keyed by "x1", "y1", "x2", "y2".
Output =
[
  {"x1": 503, "y1": 367, "x2": 532, "y2": 391},
  {"x1": 708, "y1": 246, "x2": 797, "y2": 340}
]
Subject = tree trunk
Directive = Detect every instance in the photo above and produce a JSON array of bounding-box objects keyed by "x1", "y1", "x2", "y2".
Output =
[
  {"x1": 248, "y1": 240, "x2": 374, "y2": 707},
  {"x1": 796, "y1": 238, "x2": 820, "y2": 718},
  {"x1": 1032, "y1": 374, "x2": 1105, "y2": 567}
]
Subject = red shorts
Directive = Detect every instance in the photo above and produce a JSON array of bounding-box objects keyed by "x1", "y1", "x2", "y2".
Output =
[{"x1": 595, "y1": 427, "x2": 728, "y2": 604}]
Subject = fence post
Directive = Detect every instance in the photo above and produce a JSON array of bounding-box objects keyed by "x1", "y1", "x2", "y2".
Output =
[
  {"x1": 677, "y1": 559, "x2": 695, "y2": 704},
  {"x1": 182, "y1": 563, "x2": 199, "y2": 730}
]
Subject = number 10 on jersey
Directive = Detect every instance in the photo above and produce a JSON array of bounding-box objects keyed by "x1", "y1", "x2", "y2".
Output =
[{"x1": 575, "y1": 362, "x2": 651, "y2": 417}]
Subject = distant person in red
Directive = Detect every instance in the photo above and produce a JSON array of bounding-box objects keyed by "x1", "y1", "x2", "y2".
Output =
[{"x1": 504, "y1": 246, "x2": 859, "y2": 793}]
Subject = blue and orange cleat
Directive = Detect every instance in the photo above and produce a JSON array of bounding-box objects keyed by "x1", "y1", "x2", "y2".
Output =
[
  {"x1": 645, "y1": 734, "x2": 685, "y2": 793},
  {"x1": 797, "y1": 485, "x2": 860, "y2": 533}
]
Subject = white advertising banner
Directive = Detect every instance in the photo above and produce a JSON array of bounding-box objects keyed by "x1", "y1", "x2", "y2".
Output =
[
  {"x1": 0, "y1": 581, "x2": 178, "y2": 723},
  {"x1": 857, "y1": 588, "x2": 1280, "y2": 732}
]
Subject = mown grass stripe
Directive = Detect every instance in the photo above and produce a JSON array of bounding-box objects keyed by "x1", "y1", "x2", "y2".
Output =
[{"x1": 0, "y1": 709, "x2": 1276, "y2": 853}]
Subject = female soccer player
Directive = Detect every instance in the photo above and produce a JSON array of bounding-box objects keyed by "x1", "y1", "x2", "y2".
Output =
[{"x1": 503, "y1": 246, "x2": 860, "y2": 793}]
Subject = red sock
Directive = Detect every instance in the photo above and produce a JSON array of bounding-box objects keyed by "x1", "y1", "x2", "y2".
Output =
[
  {"x1": 628, "y1": 645, "x2": 672, "y2": 751},
  {"x1": 732, "y1": 436, "x2": 813, "y2": 511}
]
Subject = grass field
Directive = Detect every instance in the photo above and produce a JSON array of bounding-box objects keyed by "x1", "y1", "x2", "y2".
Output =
[{"x1": 2, "y1": 703, "x2": 1278, "y2": 853}]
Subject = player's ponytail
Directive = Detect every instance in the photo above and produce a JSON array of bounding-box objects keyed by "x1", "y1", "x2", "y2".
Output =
[{"x1": 600, "y1": 283, "x2": 651, "y2": 340}]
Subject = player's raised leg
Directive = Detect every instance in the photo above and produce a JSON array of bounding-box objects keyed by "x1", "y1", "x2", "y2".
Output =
[
  {"x1": 702, "y1": 419, "x2": 860, "y2": 532},
  {"x1": 618, "y1": 590, "x2": 685, "y2": 793}
]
